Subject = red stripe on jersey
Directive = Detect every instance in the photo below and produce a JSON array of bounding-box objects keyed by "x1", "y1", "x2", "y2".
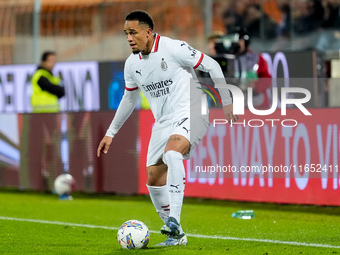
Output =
[
  {"x1": 139, "y1": 53, "x2": 142, "y2": 60},
  {"x1": 153, "y1": 34, "x2": 160, "y2": 52},
  {"x1": 125, "y1": 86, "x2": 138, "y2": 91},
  {"x1": 193, "y1": 53, "x2": 204, "y2": 69}
]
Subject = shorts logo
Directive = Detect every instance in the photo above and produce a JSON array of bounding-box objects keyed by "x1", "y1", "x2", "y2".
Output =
[
  {"x1": 182, "y1": 127, "x2": 190, "y2": 133},
  {"x1": 176, "y1": 117, "x2": 188, "y2": 127},
  {"x1": 161, "y1": 58, "x2": 167, "y2": 71}
]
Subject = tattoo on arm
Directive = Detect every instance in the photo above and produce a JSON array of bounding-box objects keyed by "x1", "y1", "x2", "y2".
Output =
[{"x1": 147, "y1": 171, "x2": 153, "y2": 176}]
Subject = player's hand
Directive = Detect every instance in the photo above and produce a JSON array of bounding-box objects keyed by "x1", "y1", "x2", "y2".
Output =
[
  {"x1": 223, "y1": 103, "x2": 239, "y2": 124},
  {"x1": 97, "y1": 136, "x2": 113, "y2": 157}
]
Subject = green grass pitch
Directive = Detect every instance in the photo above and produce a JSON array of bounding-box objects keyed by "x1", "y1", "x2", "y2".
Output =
[{"x1": 0, "y1": 191, "x2": 340, "y2": 254}]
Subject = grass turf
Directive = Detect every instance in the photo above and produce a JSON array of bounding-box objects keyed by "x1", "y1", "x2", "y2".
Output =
[{"x1": 0, "y1": 191, "x2": 340, "y2": 254}]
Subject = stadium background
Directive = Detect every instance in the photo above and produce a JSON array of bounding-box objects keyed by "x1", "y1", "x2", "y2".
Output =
[{"x1": 1, "y1": 0, "x2": 340, "y2": 205}]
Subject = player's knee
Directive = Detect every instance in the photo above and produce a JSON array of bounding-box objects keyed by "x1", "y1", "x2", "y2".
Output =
[
  {"x1": 146, "y1": 174, "x2": 156, "y2": 186},
  {"x1": 146, "y1": 176, "x2": 166, "y2": 186},
  {"x1": 146, "y1": 167, "x2": 167, "y2": 186}
]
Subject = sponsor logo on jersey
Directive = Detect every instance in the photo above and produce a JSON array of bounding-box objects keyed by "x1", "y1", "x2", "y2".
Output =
[{"x1": 142, "y1": 78, "x2": 173, "y2": 98}]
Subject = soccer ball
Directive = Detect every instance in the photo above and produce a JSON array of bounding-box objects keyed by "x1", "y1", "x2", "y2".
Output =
[
  {"x1": 54, "y1": 174, "x2": 75, "y2": 196},
  {"x1": 117, "y1": 220, "x2": 150, "y2": 249}
]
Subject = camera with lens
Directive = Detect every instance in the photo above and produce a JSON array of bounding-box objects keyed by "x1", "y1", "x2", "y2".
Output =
[
  {"x1": 214, "y1": 34, "x2": 241, "y2": 55},
  {"x1": 212, "y1": 27, "x2": 250, "y2": 78},
  {"x1": 215, "y1": 27, "x2": 250, "y2": 55}
]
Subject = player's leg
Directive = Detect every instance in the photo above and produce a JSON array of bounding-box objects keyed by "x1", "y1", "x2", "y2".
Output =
[
  {"x1": 156, "y1": 134, "x2": 189, "y2": 246},
  {"x1": 146, "y1": 124, "x2": 174, "y2": 227},
  {"x1": 159, "y1": 116, "x2": 209, "y2": 244},
  {"x1": 146, "y1": 160, "x2": 188, "y2": 246},
  {"x1": 161, "y1": 117, "x2": 191, "y2": 237},
  {"x1": 162, "y1": 134, "x2": 189, "y2": 233},
  {"x1": 146, "y1": 159, "x2": 170, "y2": 225}
]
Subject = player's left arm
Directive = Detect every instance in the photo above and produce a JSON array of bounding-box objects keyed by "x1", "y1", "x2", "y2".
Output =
[
  {"x1": 195, "y1": 54, "x2": 239, "y2": 123},
  {"x1": 173, "y1": 41, "x2": 238, "y2": 123}
]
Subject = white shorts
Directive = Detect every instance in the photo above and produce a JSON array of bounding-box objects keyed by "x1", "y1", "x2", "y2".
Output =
[{"x1": 146, "y1": 116, "x2": 209, "y2": 167}]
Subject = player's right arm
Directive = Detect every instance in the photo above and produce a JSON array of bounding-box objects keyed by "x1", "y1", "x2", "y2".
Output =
[
  {"x1": 97, "y1": 59, "x2": 140, "y2": 157},
  {"x1": 96, "y1": 88, "x2": 139, "y2": 157}
]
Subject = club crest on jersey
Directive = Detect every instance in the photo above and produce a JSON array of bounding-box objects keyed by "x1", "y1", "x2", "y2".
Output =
[{"x1": 161, "y1": 58, "x2": 168, "y2": 71}]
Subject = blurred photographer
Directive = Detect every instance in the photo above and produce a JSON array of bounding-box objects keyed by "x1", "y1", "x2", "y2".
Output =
[
  {"x1": 214, "y1": 27, "x2": 272, "y2": 109},
  {"x1": 207, "y1": 31, "x2": 225, "y2": 56}
]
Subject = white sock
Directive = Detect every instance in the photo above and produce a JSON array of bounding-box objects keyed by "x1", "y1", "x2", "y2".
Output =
[
  {"x1": 163, "y1": 150, "x2": 186, "y2": 227},
  {"x1": 147, "y1": 184, "x2": 170, "y2": 224}
]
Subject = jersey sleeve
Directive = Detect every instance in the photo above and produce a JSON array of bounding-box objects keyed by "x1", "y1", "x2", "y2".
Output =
[
  {"x1": 196, "y1": 54, "x2": 233, "y2": 106},
  {"x1": 124, "y1": 58, "x2": 139, "y2": 91},
  {"x1": 105, "y1": 89, "x2": 140, "y2": 137},
  {"x1": 173, "y1": 41, "x2": 204, "y2": 69}
]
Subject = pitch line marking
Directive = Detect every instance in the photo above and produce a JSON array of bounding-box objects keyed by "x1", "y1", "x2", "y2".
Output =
[{"x1": 0, "y1": 216, "x2": 339, "y2": 249}]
